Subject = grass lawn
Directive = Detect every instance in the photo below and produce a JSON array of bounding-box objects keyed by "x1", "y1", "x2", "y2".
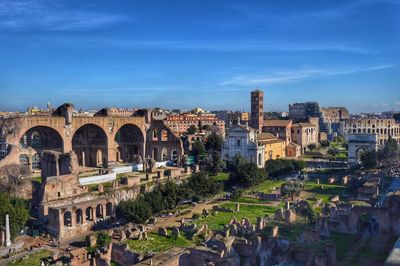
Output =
[
  {"x1": 330, "y1": 232, "x2": 357, "y2": 262},
  {"x1": 303, "y1": 182, "x2": 347, "y2": 203},
  {"x1": 29, "y1": 176, "x2": 42, "y2": 183},
  {"x1": 196, "y1": 203, "x2": 278, "y2": 231},
  {"x1": 233, "y1": 196, "x2": 267, "y2": 204},
  {"x1": 212, "y1": 172, "x2": 229, "y2": 182},
  {"x1": 8, "y1": 249, "x2": 52, "y2": 266},
  {"x1": 125, "y1": 232, "x2": 192, "y2": 254},
  {"x1": 246, "y1": 180, "x2": 285, "y2": 194}
]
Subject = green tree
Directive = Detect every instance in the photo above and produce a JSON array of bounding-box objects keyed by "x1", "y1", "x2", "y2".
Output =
[
  {"x1": 203, "y1": 152, "x2": 224, "y2": 175},
  {"x1": 191, "y1": 139, "x2": 206, "y2": 161},
  {"x1": 97, "y1": 231, "x2": 111, "y2": 247},
  {"x1": 308, "y1": 144, "x2": 317, "y2": 150},
  {"x1": 360, "y1": 150, "x2": 378, "y2": 169},
  {"x1": 383, "y1": 136, "x2": 398, "y2": 154},
  {"x1": 205, "y1": 132, "x2": 223, "y2": 153},
  {"x1": 202, "y1": 132, "x2": 224, "y2": 175},
  {"x1": 320, "y1": 139, "x2": 330, "y2": 147},
  {"x1": 327, "y1": 148, "x2": 340, "y2": 157},
  {"x1": 186, "y1": 172, "x2": 223, "y2": 200},
  {"x1": 0, "y1": 193, "x2": 30, "y2": 239},
  {"x1": 116, "y1": 197, "x2": 152, "y2": 223},
  {"x1": 187, "y1": 125, "x2": 197, "y2": 134},
  {"x1": 265, "y1": 159, "x2": 305, "y2": 177},
  {"x1": 228, "y1": 155, "x2": 267, "y2": 187}
]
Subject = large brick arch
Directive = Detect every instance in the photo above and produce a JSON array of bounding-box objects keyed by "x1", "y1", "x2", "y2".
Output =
[
  {"x1": 113, "y1": 123, "x2": 145, "y2": 163},
  {"x1": 1, "y1": 111, "x2": 186, "y2": 168},
  {"x1": 72, "y1": 123, "x2": 108, "y2": 167},
  {"x1": 6, "y1": 116, "x2": 67, "y2": 147}
]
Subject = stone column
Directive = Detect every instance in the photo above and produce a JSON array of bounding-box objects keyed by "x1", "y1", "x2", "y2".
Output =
[
  {"x1": 70, "y1": 210, "x2": 76, "y2": 228},
  {"x1": 81, "y1": 210, "x2": 86, "y2": 224},
  {"x1": 92, "y1": 206, "x2": 96, "y2": 223},
  {"x1": 1, "y1": 230, "x2": 5, "y2": 247},
  {"x1": 63, "y1": 137, "x2": 72, "y2": 153},
  {"x1": 107, "y1": 135, "x2": 116, "y2": 168},
  {"x1": 5, "y1": 214, "x2": 11, "y2": 247}
]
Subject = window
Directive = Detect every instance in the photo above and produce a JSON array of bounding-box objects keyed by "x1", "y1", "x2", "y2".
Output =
[
  {"x1": 161, "y1": 129, "x2": 168, "y2": 141},
  {"x1": 237, "y1": 139, "x2": 241, "y2": 147},
  {"x1": 152, "y1": 129, "x2": 158, "y2": 141}
]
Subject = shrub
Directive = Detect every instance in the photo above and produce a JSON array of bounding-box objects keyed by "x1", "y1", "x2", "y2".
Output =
[
  {"x1": 320, "y1": 140, "x2": 330, "y2": 147},
  {"x1": 265, "y1": 159, "x2": 306, "y2": 177}
]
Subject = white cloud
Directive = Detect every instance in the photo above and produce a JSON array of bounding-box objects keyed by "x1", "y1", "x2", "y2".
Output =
[
  {"x1": 0, "y1": 0, "x2": 128, "y2": 31},
  {"x1": 220, "y1": 65, "x2": 397, "y2": 86},
  {"x1": 43, "y1": 37, "x2": 375, "y2": 54}
]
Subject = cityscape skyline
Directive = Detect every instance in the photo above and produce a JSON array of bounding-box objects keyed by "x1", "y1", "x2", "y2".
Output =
[{"x1": 0, "y1": 0, "x2": 399, "y2": 112}]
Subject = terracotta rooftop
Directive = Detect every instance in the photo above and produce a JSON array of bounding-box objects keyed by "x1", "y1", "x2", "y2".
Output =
[
  {"x1": 259, "y1": 139, "x2": 285, "y2": 145},
  {"x1": 257, "y1": 132, "x2": 277, "y2": 140},
  {"x1": 231, "y1": 124, "x2": 258, "y2": 132},
  {"x1": 293, "y1": 122, "x2": 316, "y2": 128},
  {"x1": 263, "y1": 119, "x2": 292, "y2": 127},
  {"x1": 287, "y1": 141, "x2": 301, "y2": 148}
]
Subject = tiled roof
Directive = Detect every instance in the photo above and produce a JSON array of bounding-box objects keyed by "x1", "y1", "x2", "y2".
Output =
[
  {"x1": 263, "y1": 119, "x2": 292, "y2": 127},
  {"x1": 293, "y1": 122, "x2": 316, "y2": 128},
  {"x1": 257, "y1": 132, "x2": 277, "y2": 140}
]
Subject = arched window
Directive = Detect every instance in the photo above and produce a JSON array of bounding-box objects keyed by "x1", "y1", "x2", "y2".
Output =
[
  {"x1": 106, "y1": 202, "x2": 113, "y2": 217},
  {"x1": 161, "y1": 148, "x2": 168, "y2": 161},
  {"x1": 19, "y1": 154, "x2": 29, "y2": 167},
  {"x1": 152, "y1": 129, "x2": 158, "y2": 141},
  {"x1": 86, "y1": 207, "x2": 93, "y2": 221},
  {"x1": 161, "y1": 129, "x2": 168, "y2": 141},
  {"x1": 96, "y1": 204, "x2": 104, "y2": 219},
  {"x1": 64, "y1": 211, "x2": 72, "y2": 227},
  {"x1": 76, "y1": 209, "x2": 83, "y2": 224},
  {"x1": 32, "y1": 153, "x2": 40, "y2": 170},
  {"x1": 152, "y1": 148, "x2": 158, "y2": 161}
]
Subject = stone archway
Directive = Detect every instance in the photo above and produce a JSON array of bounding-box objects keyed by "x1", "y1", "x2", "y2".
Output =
[
  {"x1": 72, "y1": 124, "x2": 108, "y2": 168},
  {"x1": 18, "y1": 126, "x2": 64, "y2": 168},
  {"x1": 76, "y1": 209, "x2": 83, "y2": 225},
  {"x1": 161, "y1": 148, "x2": 168, "y2": 162},
  {"x1": 96, "y1": 204, "x2": 104, "y2": 219},
  {"x1": 170, "y1": 149, "x2": 178, "y2": 165},
  {"x1": 106, "y1": 202, "x2": 113, "y2": 217},
  {"x1": 86, "y1": 207, "x2": 93, "y2": 221},
  {"x1": 114, "y1": 124, "x2": 144, "y2": 164},
  {"x1": 19, "y1": 126, "x2": 64, "y2": 152},
  {"x1": 356, "y1": 148, "x2": 366, "y2": 163},
  {"x1": 152, "y1": 148, "x2": 158, "y2": 161},
  {"x1": 64, "y1": 211, "x2": 72, "y2": 227}
]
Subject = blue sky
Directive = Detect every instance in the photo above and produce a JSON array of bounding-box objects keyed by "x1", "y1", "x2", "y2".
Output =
[{"x1": 0, "y1": 0, "x2": 399, "y2": 113}]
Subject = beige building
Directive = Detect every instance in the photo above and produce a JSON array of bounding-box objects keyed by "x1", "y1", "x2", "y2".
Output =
[
  {"x1": 286, "y1": 142, "x2": 301, "y2": 158},
  {"x1": 258, "y1": 133, "x2": 286, "y2": 161},
  {"x1": 164, "y1": 113, "x2": 225, "y2": 136},
  {"x1": 344, "y1": 118, "x2": 400, "y2": 146},
  {"x1": 262, "y1": 119, "x2": 292, "y2": 144},
  {"x1": 291, "y1": 122, "x2": 318, "y2": 153}
]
